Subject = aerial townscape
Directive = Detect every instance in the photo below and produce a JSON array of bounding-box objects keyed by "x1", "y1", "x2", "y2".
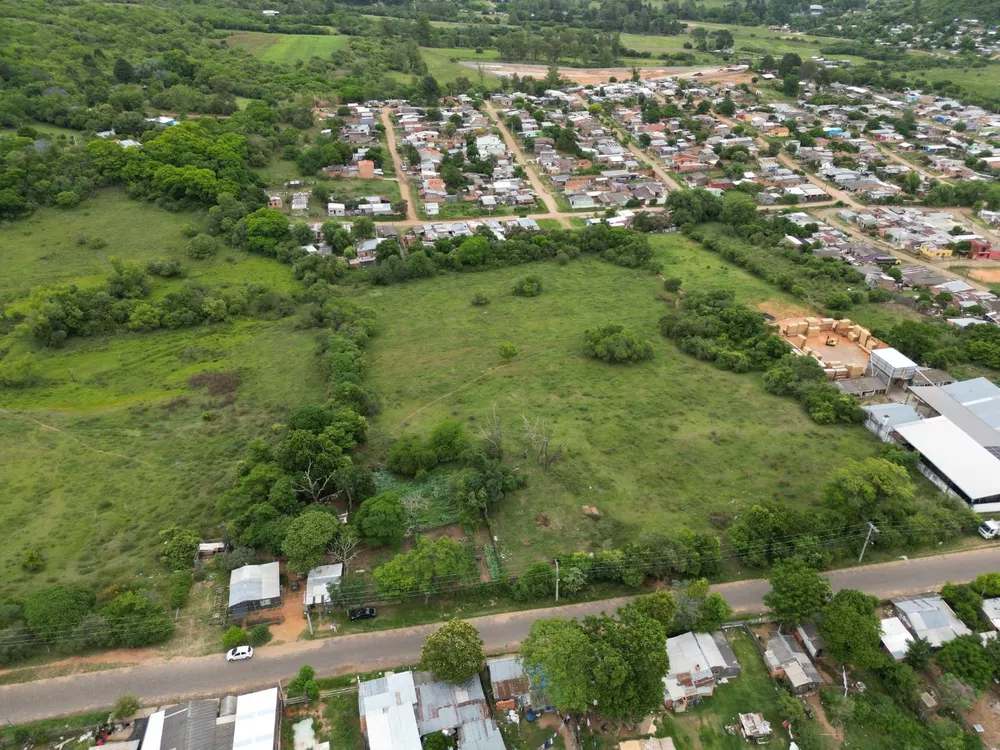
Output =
[{"x1": 8, "y1": 0, "x2": 1000, "y2": 748}]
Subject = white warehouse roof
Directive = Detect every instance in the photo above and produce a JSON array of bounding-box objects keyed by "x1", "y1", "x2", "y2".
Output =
[
  {"x1": 233, "y1": 688, "x2": 280, "y2": 750},
  {"x1": 894, "y1": 417, "x2": 1000, "y2": 501},
  {"x1": 871, "y1": 347, "x2": 917, "y2": 370},
  {"x1": 880, "y1": 616, "x2": 913, "y2": 660}
]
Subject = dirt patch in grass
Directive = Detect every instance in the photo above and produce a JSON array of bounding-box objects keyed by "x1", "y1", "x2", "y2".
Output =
[
  {"x1": 756, "y1": 299, "x2": 812, "y2": 320},
  {"x1": 189, "y1": 371, "x2": 242, "y2": 395},
  {"x1": 970, "y1": 268, "x2": 1000, "y2": 283}
]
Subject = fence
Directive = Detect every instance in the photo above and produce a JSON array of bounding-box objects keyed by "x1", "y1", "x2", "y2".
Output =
[{"x1": 284, "y1": 684, "x2": 358, "y2": 707}]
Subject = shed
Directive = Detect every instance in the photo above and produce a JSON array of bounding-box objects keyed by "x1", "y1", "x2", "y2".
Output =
[
  {"x1": 982, "y1": 598, "x2": 1000, "y2": 630},
  {"x1": 862, "y1": 403, "x2": 921, "y2": 441},
  {"x1": 880, "y1": 616, "x2": 913, "y2": 660},
  {"x1": 795, "y1": 622, "x2": 826, "y2": 658},
  {"x1": 738, "y1": 713, "x2": 772, "y2": 743},
  {"x1": 228, "y1": 562, "x2": 280, "y2": 619},
  {"x1": 486, "y1": 656, "x2": 531, "y2": 708},
  {"x1": 304, "y1": 564, "x2": 343, "y2": 607},
  {"x1": 869, "y1": 348, "x2": 917, "y2": 385},
  {"x1": 764, "y1": 633, "x2": 822, "y2": 695},
  {"x1": 836, "y1": 377, "x2": 888, "y2": 398}
]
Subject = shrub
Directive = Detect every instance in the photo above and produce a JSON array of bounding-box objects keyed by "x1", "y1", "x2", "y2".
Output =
[
  {"x1": 428, "y1": 420, "x2": 470, "y2": 461},
  {"x1": 663, "y1": 277, "x2": 682, "y2": 292},
  {"x1": 498, "y1": 341, "x2": 517, "y2": 360},
  {"x1": 513, "y1": 563, "x2": 556, "y2": 601},
  {"x1": 249, "y1": 624, "x2": 272, "y2": 646},
  {"x1": 167, "y1": 571, "x2": 194, "y2": 609},
  {"x1": 386, "y1": 436, "x2": 438, "y2": 476},
  {"x1": 583, "y1": 323, "x2": 654, "y2": 364},
  {"x1": 21, "y1": 550, "x2": 44, "y2": 573},
  {"x1": 222, "y1": 625, "x2": 248, "y2": 649},
  {"x1": 112, "y1": 695, "x2": 141, "y2": 720},
  {"x1": 867, "y1": 288, "x2": 892, "y2": 303},
  {"x1": 512, "y1": 276, "x2": 543, "y2": 297},
  {"x1": 146, "y1": 259, "x2": 184, "y2": 277},
  {"x1": 471, "y1": 290, "x2": 491, "y2": 306},
  {"x1": 354, "y1": 492, "x2": 408, "y2": 548},
  {"x1": 186, "y1": 233, "x2": 218, "y2": 259},
  {"x1": 55, "y1": 190, "x2": 80, "y2": 208}
]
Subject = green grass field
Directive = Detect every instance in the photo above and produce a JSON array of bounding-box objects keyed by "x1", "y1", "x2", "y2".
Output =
[
  {"x1": 901, "y1": 63, "x2": 1000, "y2": 100},
  {"x1": 363, "y1": 233, "x2": 883, "y2": 569},
  {"x1": 226, "y1": 32, "x2": 349, "y2": 63},
  {"x1": 0, "y1": 190, "x2": 201, "y2": 304},
  {"x1": 420, "y1": 47, "x2": 502, "y2": 86}
]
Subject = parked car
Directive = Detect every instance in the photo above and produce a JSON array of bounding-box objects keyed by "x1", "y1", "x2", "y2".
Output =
[
  {"x1": 349, "y1": 607, "x2": 378, "y2": 621},
  {"x1": 226, "y1": 645, "x2": 254, "y2": 662}
]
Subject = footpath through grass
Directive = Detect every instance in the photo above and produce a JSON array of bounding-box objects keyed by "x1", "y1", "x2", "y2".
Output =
[{"x1": 364, "y1": 233, "x2": 883, "y2": 570}]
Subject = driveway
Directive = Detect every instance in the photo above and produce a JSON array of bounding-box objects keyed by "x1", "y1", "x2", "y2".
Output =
[{"x1": 3, "y1": 546, "x2": 1000, "y2": 723}]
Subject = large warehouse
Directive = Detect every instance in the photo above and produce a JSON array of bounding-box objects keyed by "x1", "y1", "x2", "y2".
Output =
[{"x1": 868, "y1": 347, "x2": 918, "y2": 386}]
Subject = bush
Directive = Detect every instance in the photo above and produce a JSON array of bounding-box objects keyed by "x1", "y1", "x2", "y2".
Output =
[
  {"x1": 101, "y1": 591, "x2": 174, "y2": 647},
  {"x1": 186, "y1": 233, "x2": 218, "y2": 259},
  {"x1": 287, "y1": 664, "x2": 320, "y2": 700},
  {"x1": 427, "y1": 420, "x2": 470, "y2": 461},
  {"x1": 167, "y1": 571, "x2": 194, "y2": 609},
  {"x1": 23, "y1": 586, "x2": 95, "y2": 642},
  {"x1": 471, "y1": 290, "x2": 491, "y2": 306},
  {"x1": 222, "y1": 625, "x2": 248, "y2": 649},
  {"x1": 867, "y1": 288, "x2": 892, "y2": 304},
  {"x1": 249, "y1": 624, "x2": 272, "y2": 646},
  {"x1": 354, "y1": 492, "x2": 408, "y2": 548},
  {"x1": 512, "y1": 276, "x2": 543, "y2": 297},
  {"x1": 386, "y1": 436, "x2": 438, "y2": 476},
  {"x1": 498, "y1": 341, "x2": 517, "y2": 360},
  {"x1": 21, "y1": 550, "x2": 44, "y2": 573},
  {"x1": 112, "y1": 695, "x2": 141, "y2": 720},
  {"x1": 663, "y1": 277, "x2": 682, "y2": 292},
  {"x1": 583, "y1": 323, "x2": 654, "y2": 364},
  {"x1": 55, "y1": 190, "x2": 80, "y2": 208},
  {"x1": 513, "y1": 563, "x2": 556, "y2": 601},
  {"x1": 146, "y1": 259, "x2": 184, "y2": 277}
]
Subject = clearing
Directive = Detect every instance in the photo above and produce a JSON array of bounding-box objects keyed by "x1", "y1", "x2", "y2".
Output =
[
  {"x1": 364, "y1": 233, "x2": 884, "y2": 569},
  {"x1": 226, "y1": 33, "x2": 349, "y2": 64}
]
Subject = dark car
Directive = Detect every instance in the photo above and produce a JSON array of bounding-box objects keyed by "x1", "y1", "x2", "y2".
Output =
[{"x1": 349, "y1": 607, "x2": 378, "y2": 621}]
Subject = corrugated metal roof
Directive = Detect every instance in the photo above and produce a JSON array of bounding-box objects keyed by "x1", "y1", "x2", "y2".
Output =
[
  {"x1": 862, "y1": 403, "x2": 921, "y2": 429},
  {"x1": 983, "y1": 598, "x2": 1000, "y2": 629},
  {"x1": 894, "y1": 596, "x2": 971, "y2": 647},
  {"x1": 359, "y1": 672, "x2": 421, "y2": 750},
  {"x1": 942, "y1": 378, "x2": 1000, "y2": 432},
  {"x1": 880, "y1": 616, "x2": 913, "y2": 660},
  {"x1": 305, "y1": 564, "x2": 343, "y2": 606},
  {"x1": 228, "y1": 563, "x2": 280, "y2": 609},
  {"x1": 233, "y1": 688, "x2": 278, "y2": 750},
  {"x1": 908, "y1": 387, "x2": 1000, "y2": 447},
  {"x1": 894, "y1": 417, "x2": 1000, "y2": 501}
]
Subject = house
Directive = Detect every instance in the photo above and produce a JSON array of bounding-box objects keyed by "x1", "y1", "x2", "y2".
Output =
[
  {"x1": 291, "y1": 192, "x2": 310, "y2": 212},
  {"x1": 485, "y1": 656, "x2": 549, "y2": 712},
  {"x1": 135, "y1": 688, "x2": 280, "y2": 750},
  {"x1": 982, "y1": 598, "x2": 1000, "y2": 630},
  {"x1": 892, "y1": 596, "x2": 971, "y2": 647},
  {"x1": 880, "y1": 616, "x2": 914, "y2": 660},
  {"x1": 267, "y1": 195, "x2": 282, "y2": 209},
  {"x1": 304, "y1": 564, "x2": 343, "y2": 608},
  {"x1": 358, "y1": 160, "x2": 376, "y2": 180},
  {"x1": 359, "y1": 671, "x2": 505, "y2": 750},
  {"x1": 227, "y1": 562, "x2": 280, "y2": 619},
  {"x1": 919, "y1": 245, "x2": 953, "y2": 260},
  {"x1": 328, "y1": 203, "x2": 346, "y2": 217},
  {"x1": 795, "y1": 622, "x2": 826, "y2": 658},
  {"x1": 663, "y1": 631, "x2": 741, "y2": 711},
  {"x1": 764, "y1": 633, "x2": 822, "y2": 695},
  {"x1": 739, "y1": 713, "x2": 772, "y2": 743}
]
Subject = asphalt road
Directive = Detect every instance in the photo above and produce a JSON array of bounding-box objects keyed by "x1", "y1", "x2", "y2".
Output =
[{"x1": 3, "y1": 546, "x2": 1000, "y2": 723}]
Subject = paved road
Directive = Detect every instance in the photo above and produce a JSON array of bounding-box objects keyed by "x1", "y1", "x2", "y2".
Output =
[{"x1": 3, "y1": 547, "x2": 1000, "y2": 723}]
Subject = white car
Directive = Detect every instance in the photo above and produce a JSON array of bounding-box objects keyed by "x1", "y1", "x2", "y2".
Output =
[{"x1": 226, "y1": 645, "x2": 253, "y2": 662}]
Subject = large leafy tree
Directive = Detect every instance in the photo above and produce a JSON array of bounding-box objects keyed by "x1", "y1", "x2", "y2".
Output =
[
  {"x1": 281, "y1": 508, "x2": 340, "y2": 573},
  {"x1": 158, "y1": 525, "x2": 200, "y2": 571},
  {"x1": 354, "y1": 492, "x2": 407, "y2": 548},
  {"x1": 764, "y1": 560, "x2": 832, "y2": 627},
  {"x1": 819, "y1": 589, "x2": 885, "y2": 669},
  {"x1": 822, "y1": 458, "x2": 915, "y2": 528},
  {"x1": 937, "y1": 635, "x2": 993, "y2": 691},
  {"x1": 23, "y1": 586, "x2": 95, "y2": 642},
  {"x1": 623, "y1": 591, "x2": 678, "y2": 631},
  {"x1": 101, "y1": 591, "x2": 174, "y2": 647},
  {"x1": 520, "y1": 617, "x2": 595, "y2": 714},
  {"x1": 420, "y1": 619, "x2": 485, "y2": 683},
  {"x1": 373, "y1": 537, "x2": 470, "y2": 603}
]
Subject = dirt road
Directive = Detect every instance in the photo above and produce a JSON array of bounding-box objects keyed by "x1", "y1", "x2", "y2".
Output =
[
  {"x1": 380, "y1": 107, "x2": 419, "y2": 222},
  {"x1": 485, "y1": 101, "x2": 568, "y2": 226}
]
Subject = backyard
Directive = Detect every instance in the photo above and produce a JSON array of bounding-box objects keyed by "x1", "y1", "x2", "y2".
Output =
[{"x1": 363, "y1": 233, "x2": 885, "y2": 570}]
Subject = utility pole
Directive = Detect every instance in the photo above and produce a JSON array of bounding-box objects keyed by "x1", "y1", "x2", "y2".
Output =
[
  {"x1": 554, "y1": 559, "x2": 560, "y2": 602},
  {"x1": 858, "y1": 521, "x2": 879, "y2": 563}
]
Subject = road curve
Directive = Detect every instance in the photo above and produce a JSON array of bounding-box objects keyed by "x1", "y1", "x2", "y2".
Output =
[{"x1": 2, "y1": 546, "x2": 999, "y2": 723}]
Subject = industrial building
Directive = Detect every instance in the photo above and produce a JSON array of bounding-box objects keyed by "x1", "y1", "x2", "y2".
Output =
[{"x1": 867, "y1": 347, "x2": 918, "y2": 386}]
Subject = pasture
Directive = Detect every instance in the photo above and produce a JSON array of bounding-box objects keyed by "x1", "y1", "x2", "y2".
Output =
[
  {"x1": 420, "y1": 47, "x2": 502, "y2": 86},
  {"x1": 226, "y1": 32, "x2": 349, "y2": 63},
  {"x1": 363, "y1": 233, "x2": 883, "y2": 569}
]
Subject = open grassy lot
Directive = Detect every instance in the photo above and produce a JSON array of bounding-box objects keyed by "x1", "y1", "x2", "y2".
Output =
[
  {"x1": 226, "y1": 32, "x2": 349, "y2": 63},
  {"x1": 901, "y1": 63, "x2": 1000, "y2": 100},
  {"x1": 420, "y1": 46, "x2": 502, "y2": 86},
  {"x1": 363, "y1": 233, "x2": 883, "y2": 569},
  {"x1": 0, "y1": 190, "x2": 201, "y2": 303},
  {"x1": 0, "y1": 316, "x2": 327, "y2": 598}
]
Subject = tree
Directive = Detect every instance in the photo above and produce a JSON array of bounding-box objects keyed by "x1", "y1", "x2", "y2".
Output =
[
  {"x1": 583, "y1": 323, "x2": 654, "y2": 364},
  {"x1": 717, "y1": 97, "x2": 737, "y2": 116},
  {"x1": 159, "y1": 525, "x2": 201, "y2": 570},
  {"x1": 663, "y1": 277, "x2": 682, "y2": 293},
  {"x1": 937, "y1": 634, "x2": 992, "y2": 691},
  {"x1": 354, "y1": 492, "x2": 407, "y2": 548},
  {"x1": 329, "y1": 525, "x2": 361, "y2": 570},
  {"x1": 249, "y1": 624, "x2": 272, "y2": 646},
  {"x1": 353, "y1": 217, "x2": 376, "y2": 240},
  {"x1": 782, "y1": 76, "x2": 800, "y2": 99},
  {"x1": 819, "y1": 589, "x2": 885, "y2": 668},
  {"x1": 940, "y1": 583, "x2": 983, "y2": 630},
  {"x1": 186, "y1": 233, "x2": 217, "y2": 259},
  {"x1": 55, "y1": 190, "x2": 80, "y2": 208},
  {"x1": 374, "y1": 537, "x2": 469, "y2": 602},
  {"x1": 905, "y1": 636, "x2": 933, "y2": 670},
  {"x1": 428, "y1": 420, "x2": 470, "y2": 462},
  {"x1": 695, "y1": 593, "x2": 733, "y2": 632},
  {"x1": 22, "y1": 586, "x2": 94, "y2": 642},
  {"x1": 623, "y1": 591, "x2": 678, "y2": 631},
  {"x1": 323, "y1": 224, "x2": 352, "y2": 253},
  {"x1": 822, "y1": 458, "x2": 915, "y2": 528},
  {"x1": 112, "y1": 695, "x2": 141, "y2": 720},
  {"x1": 113, "y1": 57, "x2": 134, "y2": 83},
  {"x1": 764, "y1": 560, "x2": 831, "y2": 627},
  {"x1": 241, "y1": 208, "x2": 290, "y2": 256},
  {"x1": 421, "y1": 619, "x2": 485, "y2": 683},
  {"x1": 287, "y1": 665, "x2": 320, "y2": 701},
  {"x1": 498, "y1": 341, "x2": 518, "y2": 361},
  {"x1": 520, "y1": 617, "x2": 594, "y2": 713},
  {"x1": 281, "y1": 508, "x2": 340, "y2": 573},
  {"x1": 101, "y1": 591, "x2": 174, "y2": 647},
  {"x1": 222, "y1": 625, "x2": 248, "y2": 649}
]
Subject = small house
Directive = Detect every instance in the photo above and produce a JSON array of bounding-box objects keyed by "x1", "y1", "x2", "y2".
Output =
[
  {"x1": 304, "y1": 564, "x2": 343, "y2": 608},
  {"x1": 892, "y1": 596, "x2": 971, "y2": 647},
  {"x1": 227, "y1": 562, "x2": 281, "y2": 620},
  {"x1": 739, "y1": 713, "x2": 772, "y2": 744},
  {"x1": 764, "y1": 633, "x2": 822, "y2": 695},
  {"x1": 880, "y1": 616, "x2": 914, "y2": 660},
  {"x1": 795, "y1": 622, "x2": 826, "y2": 658},
  {"x1": 328, "y1": 202, "x2": 346, "y2": 217}
]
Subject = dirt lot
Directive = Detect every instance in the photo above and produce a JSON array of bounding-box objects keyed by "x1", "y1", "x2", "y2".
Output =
[
  {"x1": 971, "y1": 268, "x2": 1000, "y2": 283},
  {"x1": 460, "y1": 61, "x2": 717, "y2": 85},
  {"x1": 778, "y1": 317, "x2": 876, "y2": 369},
  {"x1": 757, "y1": 299, "x2": 812, "y2": 320}
]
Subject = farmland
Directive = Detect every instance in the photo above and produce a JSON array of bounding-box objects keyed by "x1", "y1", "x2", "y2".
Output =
[
  {"x1": 225, "y1": 32, "x2": 348, "y2": 63},
  {"x1": 363, "y1": 233, "x2": 885, "y2": 569}
]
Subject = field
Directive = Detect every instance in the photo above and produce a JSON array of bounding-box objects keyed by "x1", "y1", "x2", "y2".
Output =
[
  {"x1": 0, "y1": 192, "x2": 330, "y2": 598},
  {"x1": 420, "y1": 46, "x2": 502, "y2": 86},
  {"x1": 901, "y1": 63, "x2": 1000, "y2": 100},
  {"x1": 226, "y1": 32, "x2": 349, "y2": 63},
  {"x1": 363, "y1": 233, "x2": 883, "y2": 569},
  {"x1": 0, "y1": 190, "x2": 201, "y2": 303}
]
